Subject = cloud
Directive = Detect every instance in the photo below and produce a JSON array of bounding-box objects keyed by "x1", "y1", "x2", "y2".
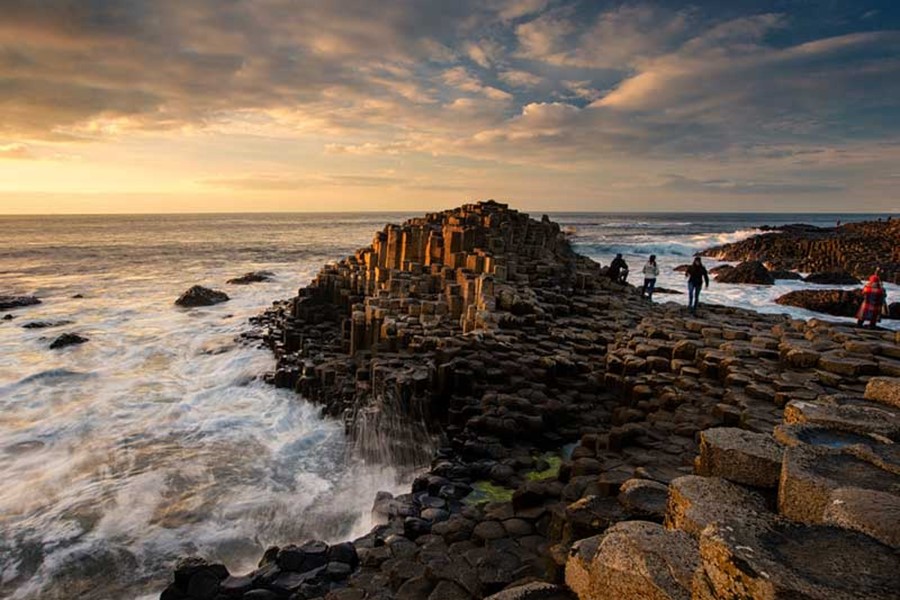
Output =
[
  {"x1": 0, "y1": 143, "x2": 33, "y2": 159},
  {"x1": 516, "y1": 4, "x2": 691, "y2": 68},
  {"x1": 499, "y1": 69, "x2": 542, "y2": 87},
  {"x1": 660, "y1": 174, "x2": 845, "y2": 195}
]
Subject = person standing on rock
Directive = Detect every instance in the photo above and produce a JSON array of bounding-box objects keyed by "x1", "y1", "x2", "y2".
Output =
[
  {"x1": 641, "y1": 255, "x2": 659, "y2": 301},
  {"x1": 856, "y1": 273, "x2": 886, "y2": 329},
  {"x1": 608, "y1": 253, "x2": 628, "y2": 284},
  {"x1": 685, "y1": 257, "x2": 709, "y2": 314}
]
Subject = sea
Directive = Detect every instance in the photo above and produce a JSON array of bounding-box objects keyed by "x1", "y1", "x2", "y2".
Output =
[{"x1": 0, "y1": 211, "x2": 896, "y2": 600}]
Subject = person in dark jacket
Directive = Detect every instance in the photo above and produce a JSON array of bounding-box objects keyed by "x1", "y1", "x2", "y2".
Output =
[
  {"x1": 685, "y1": 256, "x2": 709, "y2": 314},
  {"x1": 608, "y1": 253, "x2": 628, "y2": 284}
]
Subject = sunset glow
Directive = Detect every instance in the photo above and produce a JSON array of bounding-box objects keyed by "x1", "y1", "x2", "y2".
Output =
[{"x1": 2, "y1": 1, "x2": 899, "y2": 213}]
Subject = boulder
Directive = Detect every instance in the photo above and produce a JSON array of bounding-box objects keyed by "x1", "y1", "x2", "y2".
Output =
[
  {"x1": 483, "y1": 581, "x2": 572, "y2": 600},
  {"x1": 804, "y1": 271, "x2": 861, "y2": 285},
  {"x1": 565, "y1": 521, "x2": 698, "y2": 600},
  {"x1": 697, "y1": 515, "x2": 899, "y2": 599},
  {"x1": 617, "y1": 479, "x2": 668, "y2": 520},
  {"x1": 227, "y1": 271, "x2": 275, "y2": 285},
  {"x1": 695, "y1": 427, "x2": 783, "y2": 488},
  {"x1": 175, "y1": 285, "x2": 229, "y2": 307},
  {"x1": 775, "y1": 289, "x2": 863, "y2": 318},
  {"x1": 22, "y1": 320, "x2": 73, "y2": 329},
  {"x1": 714, "y1": 261, "x2": 774, "y2": 285},
  {"x1": 664, "y1": 475, "x2": 768, "y2": 537},
  {"x1": 49, "y1": 333, "x2": 89, "y2": 349},
  {"x1": 865, "y1": 377, "x2": 900, "y2": 408},
  {"x1": 0, "y1": 295, "x2": 41, "y2": 311}
]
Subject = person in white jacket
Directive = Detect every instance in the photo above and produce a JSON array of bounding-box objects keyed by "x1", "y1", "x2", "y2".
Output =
[{"x1": 641, "y1": 255, "x2": 659, "y2": 301}]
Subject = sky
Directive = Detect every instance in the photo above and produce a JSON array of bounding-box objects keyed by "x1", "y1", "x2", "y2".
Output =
[{"x1": 1, "y1": 0, "x2": 899, "y2": 214}]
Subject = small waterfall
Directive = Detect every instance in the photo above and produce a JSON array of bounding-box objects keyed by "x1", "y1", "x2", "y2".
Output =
[{"x1": 347, "y1": 387, "x2": 437, "y2": 470}]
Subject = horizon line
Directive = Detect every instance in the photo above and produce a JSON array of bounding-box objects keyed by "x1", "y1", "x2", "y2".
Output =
[{"x1": 1, "y1": 209, "x2": 898, "y2": 217}]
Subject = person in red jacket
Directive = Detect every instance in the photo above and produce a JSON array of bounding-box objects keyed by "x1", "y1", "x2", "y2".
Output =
[{"x1": 856, "y1": 273, "x2": 887, "y2": 329}]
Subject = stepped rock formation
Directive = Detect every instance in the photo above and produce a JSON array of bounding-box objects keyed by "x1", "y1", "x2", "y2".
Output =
[
  {"x1": 163, "y1": 203, "x2": 900, "y2": 600},
  {"x1": 700, "y1": 219, "x2": 900, "y2": 284}
]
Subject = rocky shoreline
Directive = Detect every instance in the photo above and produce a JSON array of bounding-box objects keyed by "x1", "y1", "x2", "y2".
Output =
[
  {"x1": 160, "y1": 202, "x2": 900, "y2": 600},
  {"x1": 699, "y1": 219, "x2": 900, "y2": 284}
]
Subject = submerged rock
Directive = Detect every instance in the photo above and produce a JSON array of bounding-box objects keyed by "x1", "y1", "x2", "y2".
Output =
[
  {"x1": 175, "y1": 285, "x2": 229, "y2": 307},
  {"x1": 0, "y1": 295, "x2": 41, "y2": 311},
  {"x1": 49, "y1": 333, "x2": 89, "y2": 349},
  {"x1": 227, "y1": 271, "x2": 275, "y2": 285},
  {"x1": 22, "y1": 320, "x2": 74, "y2": 329}
]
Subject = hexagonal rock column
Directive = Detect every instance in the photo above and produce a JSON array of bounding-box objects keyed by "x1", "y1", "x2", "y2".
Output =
[
  {"x1": 695, "y1": 427, "x2": 783, "y2": 488},
  {"x1": 778, "y1": 444, "x2": 900, "y2": 524},
  {"x1": 696, "y1": 516, "x2": 900, "y2": 599},
  {"x1": 823, "y1": 488, "x2": 900, "y2": 548},
  {"x1": 782, "y1": 396, "x2": 900, "y2": 440},
  {"x1": 565, "y1": 521, "x2": 698, "y2": 600},
  {"x1": 664, "y1": 475, "x2": 768, "y2": 537},
  {"x1": 865, "y1": 377, "x2": 900, "y2": 408}
]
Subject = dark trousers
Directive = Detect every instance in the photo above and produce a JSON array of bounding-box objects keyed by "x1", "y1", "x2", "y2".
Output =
[
  {"x1": 688, "y1": 281, "x2": 702, "y2": 311},
  {"x1": 642, "y1": 278, "x2": 656, "y2": 300}
]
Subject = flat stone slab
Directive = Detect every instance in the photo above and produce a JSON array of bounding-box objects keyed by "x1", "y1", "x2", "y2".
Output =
[
  {"x1": 783, "y1": 395, "x2": 900, "y2": 441},
  {"x1": 664, "y1": 475, "x2": 768, "y2": 538},
  {"x1": 774, "y1": 422, "x2": 892, "y2": 449},
  {"x1": 565, "y1": 521, "x2": 698, "y2": 600},
  {"x1": 865, "y1": 377, "x2": 900, "y2": 408},
  {"x1": 695, "y1": 427, "x2": 783, "y2": 488},
  {"x1": 823, "y1": 488, "x2": 900, "y2": 548},
  {"x1": 778, "y1": 444, "x2": 900, "y2": 524},
  {"x1": 697, "y1": 516, "x2": 900, "y2": 599}
]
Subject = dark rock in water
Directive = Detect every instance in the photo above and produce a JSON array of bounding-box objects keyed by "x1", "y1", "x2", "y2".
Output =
[
  {"x1": 175, "y1": 285, "x2": 229, "y2": 307},
  {"x1": 49, "y1": 333, "x2": 89, "y2": 349},
  {"x1": 715, "y1": 261, "x2": 774, "y2": 285},
  {"x1": 227, "y1": 271, "x2": 275, "y2": 285},
  {"x1": 673, "y1": 264, "x2": 690, "y2": 273},
  {"x1": 22, "y1": 320, "x2": 74, "y2": 329},
  {"x1": 0, "y1": 295, "x2": 41, "y2": 311},
  {"x1": 2, "y1": 314, "x2": 13, "y2": 321},
  {"x1": 769, "y1": 269, "x2": 803, "y2": 280},
  {"x1": 775, "y1": 289, "x2": 865, "y2": 318},
  {"x1": 166, "y1": 557, "x2": 229, "y2": 600},
  {"x1": 700, "y1": 219, "x2": 900, "y2": 284},
  {"x1": 804, "y1": 271, "x2": 861, "y2": 285},
  {"x1": 653, "y1": 287, "x2": 682, "y2": 295},
  {"x1": 708, "y1": 264, "x2": 734, "y2": 276},
  {"x1": 72, "y1": 293, "x2": 84, "y2": 299}
]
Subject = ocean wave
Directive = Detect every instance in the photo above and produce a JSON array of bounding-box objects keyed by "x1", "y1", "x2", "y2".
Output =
[
  {"x1": 14, "y1": 368, "x2": 96, "y2": 386},
  {"x1": 574, "y1": 228, "x2": 761, "y2": 258}
]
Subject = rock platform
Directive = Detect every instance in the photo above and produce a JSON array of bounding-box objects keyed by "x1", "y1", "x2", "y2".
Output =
[
  {"x1": 162, "y1": 202, "x2": 900, "y2": 600},
  {"x1": 699, "y1": 219, "x2": 900, "y2": 284}
]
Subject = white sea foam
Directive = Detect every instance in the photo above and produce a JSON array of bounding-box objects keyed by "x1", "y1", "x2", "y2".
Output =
[{"x1": 0, "y1": 215, "x2": 416, "y2": 599}]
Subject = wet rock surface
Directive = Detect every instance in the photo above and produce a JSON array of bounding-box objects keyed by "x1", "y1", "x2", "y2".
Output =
[
  {"x1": 162, "y1": 203, "x2": 900, "y2": 599},
  {"x1": 712, "y1": 260, "x2": 774, "y2": 285},
  {"x1": 700, "y1": 219, "x2": 900, "y2": 284},
  {"x1": 175, "y1": 285, "x2": 230, "y2": 307},
  {"x1": 775, "y1": 289, "x2": 868, "y2": 318},
  {"x1": 49, "y1": 332, "x2": 89, "y2": 349},
  {"x1": 0, "y1": 295, "x2": 41, "y2": 311},
  {"x1": 228, "y1": 271, "x2": 276, "y2": 285}
]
